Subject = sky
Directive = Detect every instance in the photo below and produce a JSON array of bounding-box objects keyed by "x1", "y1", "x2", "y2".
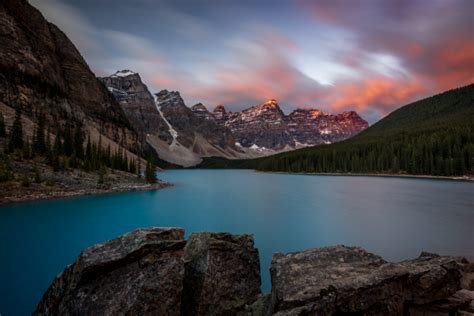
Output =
[{"x1": 32, "y1": 0, "x2": 473, "y2": 124}]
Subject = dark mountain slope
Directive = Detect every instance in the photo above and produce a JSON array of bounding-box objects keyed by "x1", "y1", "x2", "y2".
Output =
[
  {"x1": 0, "y1": 0, "x2": 167, "y2": 203},
  {"x1": 0, "y1": 0, "x2": 140, "y2": 151}
]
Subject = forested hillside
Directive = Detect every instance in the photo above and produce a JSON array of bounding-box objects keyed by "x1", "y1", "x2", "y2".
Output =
[{"x1": 255, "y1": 84, "x2": 474, "y2": 176}]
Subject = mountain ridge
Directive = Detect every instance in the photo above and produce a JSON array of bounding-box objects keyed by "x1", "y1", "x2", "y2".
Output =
[
  {"x1": 198, "y1": 84, "x2": 473, "y2": 175},
  {"x1": 100, "y1": 70, "x2": 368, "y2": 166}
]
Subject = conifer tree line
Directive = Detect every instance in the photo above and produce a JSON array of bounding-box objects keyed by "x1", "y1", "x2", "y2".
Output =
[
  {"x1": 257, "y1": 126, "x2": 473, "y2": 176},
  {"x1": 0, "y1": 109, "x2": 157, "y2": 183},
  {"x1": 256, "y1": 84, "x2": 474, "y2": 177}
]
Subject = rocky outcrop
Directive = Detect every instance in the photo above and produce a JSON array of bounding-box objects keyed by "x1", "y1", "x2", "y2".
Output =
[
  {"x1": 34, "y1": 228, "x2": 261, "y2": 315},
  {"x1": 35, "y1": 229, "x2": 473, "y2": 316},
  {"x1": 270, "y1": 246, "x2": 474, "y2": 315},
  {"x1": 191, "y1": 103, "x2": 214, "y2": 120},
  {"x1": 34, "y1": 228, "x2": 187, "y2": 315},
  {"x1": 181, "y1": 233, "x2": 261, "y2": 315},
  {"x1": 156, "y1": 90, "x2": 236, "y2": 150},
  {"x1": 287, "y1": 109, "x2": 369, "y2": 145},
  {"x1": 99, "y1": 70, "x2": 172, "y2": 143},
  {"x1": 223, "y1": 99, "x2": 293, "y2": 150}
]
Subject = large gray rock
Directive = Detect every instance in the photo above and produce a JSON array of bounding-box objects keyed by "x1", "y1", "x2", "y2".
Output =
[
  {"x1": 181, "y1": 232, "x2": 262, "y2": 315},
  {"x1": 34, "y1": 227, "x2": 186, "y2": 315},
  {"x1": 270, "y1": 245, "x2": 471, "y2": 315},
  {"x1": 34, "y1": 228, "x2": 262, "y2": 316}
]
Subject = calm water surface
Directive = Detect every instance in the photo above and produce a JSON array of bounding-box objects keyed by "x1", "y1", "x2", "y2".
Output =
[{"x1": 1, "y1": 170, "x2": 473, "y2": 315}]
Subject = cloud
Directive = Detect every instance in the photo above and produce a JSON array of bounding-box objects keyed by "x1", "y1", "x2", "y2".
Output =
[{"x1": 31, "y1": 0, "x2": 473, "y2": 124}]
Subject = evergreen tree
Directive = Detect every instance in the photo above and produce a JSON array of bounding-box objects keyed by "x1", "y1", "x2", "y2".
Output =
[
  {"x1": 63, "y1": 124, "x2": 73, "y2": 156},
  {"x1": 0, "y1": 112, "x2": 6, "y2": 137},
  {"x1": 97, "y1": 165, "x2": 106, "y2": 185},
  {"x1": 8, "y1": 108, "x2": 23, "y2": 152},
  {"x1": 22, "y1": 137, "x2": 31, "y2": 160},
  {"x1": 145, "y1": 159, "x2": 157, "y2": 183},
  {"x1": 0, "y1": 154, "x2": 13, "y2": 182},
  {"x1": 33, "y1": 113, "x2": 46, "y2": 154},
  {"x1": 53, "y1": 129, "x2": 62, "y2": 156},
  {"x1": 45, "y1": 126, "x2": 52, "y2": 163},
  {"x1": 73, "y1": 124, "x2": 84, "y2": 159},
  {"x1": 137, "y1": 156, "x2": 142, "y2": 178},
  {"x1": 34, "y1": 164, "x2": 42, "y2": 183}
]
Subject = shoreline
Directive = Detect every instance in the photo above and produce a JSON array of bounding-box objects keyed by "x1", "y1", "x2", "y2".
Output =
[
  {"x1": 0, "y1": 182, "x2": 173, "y2": 206},
  {"x1": 258, "y1": 170, "x2": 474, "y2": 182}
]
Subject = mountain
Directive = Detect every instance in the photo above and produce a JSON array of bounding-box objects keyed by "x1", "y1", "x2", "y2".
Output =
[
  {"x1": 219, "y1": 99, "x2": 292, "y2": 150},
  {"x1": 0, "y1": 0, "x2": 165, "y2": 202},
  {"x1": 100, "y1": 72, "x2": 243, "y2": 167},
  {"x1": 0, "y1": 0, "x2": 140, "y2": 150},
  {"x1": 255, "y1": 84, "x2": 474, "y2": 176},
  {"x1": 206, "y1": 99, "x2": 368, "y2": 151},
  {"x1": 98, "y1": 70, "x2": 172, "y2": 143},
  {"x1": 287, "y1": 108, "x2": 368, "y2": 145},
  {"x1": 100, "y1": 70, "x2": 368, "y2": 166},
  {"x1": 100, "y1": 72, "x2": 296, "y2": 166}
]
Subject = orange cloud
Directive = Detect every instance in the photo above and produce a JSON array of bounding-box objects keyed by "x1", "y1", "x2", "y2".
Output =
[{"x1": 327, "y1": 77, "x2": 426, "y2": 115}]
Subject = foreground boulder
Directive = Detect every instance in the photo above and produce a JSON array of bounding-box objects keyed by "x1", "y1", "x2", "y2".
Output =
[
  {"x1": 34, "y1": 228, "x2": 187, "y2": 315},
  {"x1": 34, "y1": 228, "x2": 261, "y2": 315},
  {"x1": 270, "y1": 246, "x2": 473, "y2": 315},
  {"x1": 34, "y1": 229, "x2": 473, "y2": 315},
  {"x1": 181, "y1": 233, "x2": 261, "y2": 315}
]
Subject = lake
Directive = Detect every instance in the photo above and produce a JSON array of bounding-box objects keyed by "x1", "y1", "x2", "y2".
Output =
[{"x1": 1, "y1": 170, "x2": 473, "y2": 315}]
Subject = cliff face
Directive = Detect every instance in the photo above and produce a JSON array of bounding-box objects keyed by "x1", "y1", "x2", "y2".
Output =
[
  {"x1": 0, "y1": 0, "x2": 138, "y2": 151},
  {"x1": 156, "y1": 90, "x2": 236, "y2": 150},
  {"x1": 99, "y1": 70, "x2": 172, "y2": 143},
  {"x1": 35, "y1": 228, "x2": 474, "y2": 315}
]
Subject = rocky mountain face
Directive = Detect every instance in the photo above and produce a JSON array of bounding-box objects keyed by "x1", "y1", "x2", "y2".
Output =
[
  {"x1": 220, "y1": 99, "x2": 293, "y2": 150},
  {"x1": 288, "y1": 108, "x2": 369, "y2": 145},
  {"x1": 210, "y1": 99, "x2": 368, "y2": 150},
  {"x1": 156, "y1": 90, "x2": 235, "y2": 150},
  {"x1": 99, "y1": 71, "x2": 243, "y2": 166},
  {"x1": 35, "y1": 227, "x2": 474, "y2": 315},
  {"x1": 99, "y1": 70, "x2": 367, "y2": 166},
  {"x1": 0, "y1": 0, "x2": 141, "y2": 154},
  {"x1": 99, "y1": 70, "x2": 172, "y2": 143}
]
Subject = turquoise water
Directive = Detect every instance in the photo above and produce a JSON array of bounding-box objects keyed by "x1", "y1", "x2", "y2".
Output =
[{"x1": 1, "y1": 170, "x2": 473, "y2": 315}]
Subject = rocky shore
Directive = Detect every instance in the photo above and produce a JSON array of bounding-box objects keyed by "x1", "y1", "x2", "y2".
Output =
[
  {"x1": 0, "y1": 182, "x2": 171, "y2": 205},
  {"x1": 0, "y1": 164, "x2": 171, "y2": 205},
  {"x1": 35, "y1": 228, "x2": 474, "y2": 315}
]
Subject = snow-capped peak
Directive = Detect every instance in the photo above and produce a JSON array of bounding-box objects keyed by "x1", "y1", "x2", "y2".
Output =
[
  {"x1": 111, "y1": 70, "x2": 137, "y2": 78},
  {"x1": 262, "y1": 99, "x2": 279, "y2": 107}
]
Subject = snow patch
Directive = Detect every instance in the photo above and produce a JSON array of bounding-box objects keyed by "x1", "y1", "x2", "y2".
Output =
[
  {"x1": 249, "y1": 144, "x2": 269, "y2": 152},
  {"x1": 111, "y1": 70, "x2": 136, "y2": 77},
  {"x1": 155, "y1": 97, "x2": 180, "y2": 150},
  {"x1": 321, "y1": 129, "x2": 332, "y2": 135}
]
